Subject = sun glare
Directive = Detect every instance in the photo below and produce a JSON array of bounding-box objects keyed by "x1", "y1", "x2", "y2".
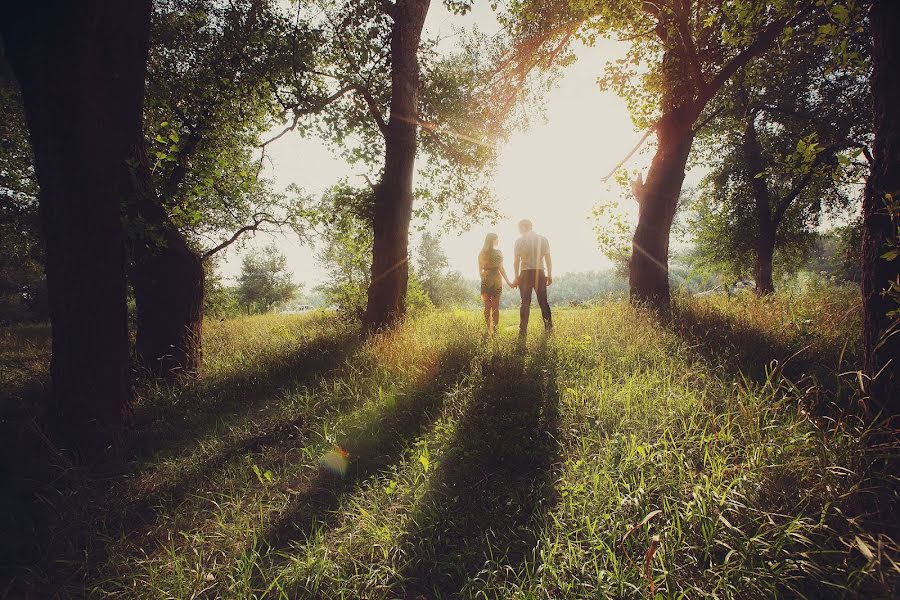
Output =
[{"x1": 219, "y1": 11, "x2": 661, "y2": 287}]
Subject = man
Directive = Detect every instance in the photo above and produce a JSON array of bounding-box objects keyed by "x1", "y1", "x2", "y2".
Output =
[{"x1": 513, "y1": 219, "x2": 552, "y2": 336}]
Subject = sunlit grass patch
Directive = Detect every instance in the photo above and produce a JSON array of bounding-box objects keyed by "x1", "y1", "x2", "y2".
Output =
[{"x1": 2, "y1": 288, "x2": 896, "y2": 598}]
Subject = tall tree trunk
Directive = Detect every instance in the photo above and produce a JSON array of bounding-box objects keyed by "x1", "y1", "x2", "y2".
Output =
[
  {"x1": 129, "y1": 196, "x2": 205, "y2": 377},
  {"x1": 0, "y1": 0, "x2": 151, "y2": 448},
  {"x1": 742, "y1": 113, "x2": 777, "y2": 295},
  {"x1": 754, "y1": 234, "x2": 776, "y2": 296},
  {"x1": 861, "y1": 0, "x2": 900, "y2": 416},
  {"x1": 363, "y1": 0, "x2": 430, "y2": 331},
  {"x1": 630, "y1": 107, "x2": 695, "y2": 309}
]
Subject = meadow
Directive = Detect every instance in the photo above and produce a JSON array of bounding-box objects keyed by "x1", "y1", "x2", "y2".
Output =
[{"x1": 2, "y1": 288, "x2": 898, "y2": 598}]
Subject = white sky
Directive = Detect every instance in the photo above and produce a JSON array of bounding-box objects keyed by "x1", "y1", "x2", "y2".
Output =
[{"x1": 217, "y1": 3, "x2": 685, "y2": 286}]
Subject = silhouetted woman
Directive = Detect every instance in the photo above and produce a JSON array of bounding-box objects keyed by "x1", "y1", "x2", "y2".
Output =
[{"x1": 478, "y1": 233, "x2": 512, "y2": 333}]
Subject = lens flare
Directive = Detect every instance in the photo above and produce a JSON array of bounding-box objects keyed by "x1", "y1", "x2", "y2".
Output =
[{"x1": 320, "y1": 445, "x2": 350, "y2": 476}]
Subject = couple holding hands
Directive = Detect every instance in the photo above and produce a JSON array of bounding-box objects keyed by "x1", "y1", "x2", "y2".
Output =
[{"x1": 478, "y1": 219, "x2": 553, "y2": 336}]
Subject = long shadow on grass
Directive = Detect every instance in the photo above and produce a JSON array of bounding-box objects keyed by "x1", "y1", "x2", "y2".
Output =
[
  {"x1": 129, "y1": 319, "x2": 363, "y2": 462},
  {"x1": 259, "y1": 339, "x2": 479, "y2": 590},
  {"x1": 390, "y1": 336, "x2": 561, "y2": 598},
  {"x1": 670, "y1": 301, "x2": 850, "y2": 401},
  {"x1": 3, "y1": 318, "x2": 364, "y2": 595}
]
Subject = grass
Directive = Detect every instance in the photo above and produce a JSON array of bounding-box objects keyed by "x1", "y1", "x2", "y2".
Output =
[{"x1": 1, "y1": 290, "x2": 898, "y2": 598}]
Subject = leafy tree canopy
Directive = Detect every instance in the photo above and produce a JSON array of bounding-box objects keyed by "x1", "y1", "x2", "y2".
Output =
[
  {"x1": 687, "y1": 14, "x2": 870, "y2": 281},
  {"x1": 283, "y1": 1, "x2": 548, "y2": 229},
  {"x1": 237, "y1": 243, "x2": 297, "y2": 312}
]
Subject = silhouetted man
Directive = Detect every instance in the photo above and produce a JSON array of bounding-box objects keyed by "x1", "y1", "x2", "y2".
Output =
[{"x1": 513, "y1": 219, "x2": 552, "y2": 336}]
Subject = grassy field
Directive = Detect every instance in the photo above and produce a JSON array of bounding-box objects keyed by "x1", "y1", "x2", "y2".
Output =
[{"x1": 2, "y1": 290, "x2": 898, "y2": 598}]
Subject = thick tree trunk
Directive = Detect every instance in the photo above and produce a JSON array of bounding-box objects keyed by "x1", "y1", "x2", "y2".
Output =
[
  {"x1": 0, "y1": 0, "x2": 151, "y2": 448},
  {"x1": 630, "y1": 108, "x2": 695, "y2": 309},
  {"x1": 363, "y1": 0, "x2": 430, "y2": 331},
  {"x1": 742, "y1": 113, "x2": 777, "y2": 296},
  {"x1": 754, "y1": 235, "x2": 776, "y2": 296},
  {"x1": 129, "y1": 198, "x2": 205, "y2": 377},
  {"x1": 861, "y1": 0, "x2": 900, "y2": 416}
]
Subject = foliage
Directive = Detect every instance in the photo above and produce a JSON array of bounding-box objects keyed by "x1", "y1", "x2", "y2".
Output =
[
  {"x1": 313, "y1": 184, "x2": 375, "y2": 320},
  {"x1": 312, "y1": 184, "x2": 439, "y2": 319},
  {"x1": 3, "y1": 286, "x2": 897, "y2": 597},
  {"x1": 415, "y1": 232, "x2": 475, "y2": 308},
  {"x1": 499, "y1": 1, "x2": 859, "y2": 128},
  {"x1": 0, "y1": 57, "x2": 45, "y2": 323},
  {"x1": 687, "y1": 13, "x2": 870, "y2": 283},
  {"x1": 287, "y1": 2, "x2": 544, "y2": 229},
  {"x1": 236, "y1": 243, "x2": 297, "y2": 313},
  {"x1": 591, "y1": 197, "x2": 632, "y2": 279},
  {"x1": 203, "y1": 259, "x2": 241, "y2": 319},
  {"x1": 808, "y1": 222, "x2": 863, "y2": 283},
  {"x1": 406, "y1": 271, "x2": 435, "y2": 315},
  {"x1": 144, "y1": 0, "x2": 320, "y2": 255}
]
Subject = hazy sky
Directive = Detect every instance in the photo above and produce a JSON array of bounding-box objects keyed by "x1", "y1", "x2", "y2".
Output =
[{"x1": 218, "y1": 3, "x2": 669, "y2": 286}]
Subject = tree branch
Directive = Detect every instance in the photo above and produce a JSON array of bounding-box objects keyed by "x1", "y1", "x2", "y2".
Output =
[
  {"x1": 601, "y1": 125, "x2": 656, "y2": 183},
  {"x1": 201, "y1": 213, "x2": 291, "y2": 261},
  {"x1": 674, "y1": 0, "x2": 707, "y2": 95},
  {"x1": 772, "y1": 142, "x2": 844, "y2": 225},
  {"x1": 355, "y1": 84, "x2": 389, "y2": 138},
  {"x1": 704, "y1": 2, "x2": 815, "y2": 106},
  {"x1": 161, "y1": 122, "x2": 204, "y2": 201},
  {"x1": 692, "y1": 105, "x2": 725, "y2": 135}
]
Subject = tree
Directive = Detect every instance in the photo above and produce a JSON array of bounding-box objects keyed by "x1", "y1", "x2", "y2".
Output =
[
  {"x1": 290, "y1": 1, "x2": 522, "y2": 331},
  {"x1": 2, "y1": 0, "x2": 318, "y2": 374},
  {"x1": 0, "y1": 0, "x2": 150, "y2": 448},
  {"x1": 809, "y1": 223, "x2": 863, "y2": 283},
  {"x1": 688, "y1": 27, "x2": 869, "y2": 294},
  {"x1": 129, "y1": 0, "x2": 317, "y2": 375},
  {"x1": 360, "y1": 0, "x2": 432, "y2": 329},
  {"x1": 415, "y1": 231, "x2": 473, "y2": 307},
  {"x1": 861, "y1": 0, "x2": 899, "y2": 417},
  {"x1": 237, "y1": 244, "x2": 297, "y2": 313},
  {"x1": 314, "y1": 184, "x2": 376, "y2": 320},
  {"x1": 502, "y1": 0, "x2": 847, "y2": 309}
]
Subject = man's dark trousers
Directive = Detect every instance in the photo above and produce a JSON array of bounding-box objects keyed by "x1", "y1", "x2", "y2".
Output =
[{"x1": 518, "y1": 269, "x2": 552, "y2": 335}]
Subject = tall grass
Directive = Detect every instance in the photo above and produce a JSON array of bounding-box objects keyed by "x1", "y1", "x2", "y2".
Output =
[{"x1": 1, "y1": 288, "x2": 897, "y2": 598}]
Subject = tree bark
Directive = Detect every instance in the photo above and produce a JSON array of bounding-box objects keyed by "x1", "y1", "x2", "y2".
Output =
[
  {"x1": 754, "y1": 234, "x2": 776, "y2": 296},
  {"x1": 628, "y1": 6, "x2": 800, "y2": 310},
  {"x1": 742, "y1": 113, "x2": 777, "y2": 296},
  {"x1": 861, "y1": 0, "x2": 900, "y2": 416},
  {"x1": 363, "y1": 0, "x2": 431, "y2": 331},
  {"x1": 630, "y1": 106, "x2": 696, "y2": 309},
  {"x1": 129, "y1": 195, "x2": 205, "y2": 377},
  {"x1": 0, "y1": 0, "x2": 151, "y2": 448}
]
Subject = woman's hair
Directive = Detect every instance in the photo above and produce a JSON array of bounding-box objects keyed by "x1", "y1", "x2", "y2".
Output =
[{"x1": 482, "y1": 232, "x2": 498, "y2": 252}]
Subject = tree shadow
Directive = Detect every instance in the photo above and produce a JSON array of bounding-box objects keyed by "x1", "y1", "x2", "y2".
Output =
[
  {"x1": 1, "y1": 320, "x2": 364, "y2": 594},
  {"x1": 669, "y1": 301, "x2": 852, "y2": 404},
  {"x1": 389, "y1": 336, "x2": 561, "y2": 598},
  {"x1": 258, "y1": 339, "x2": 479, "y2": 585},
  {"x1": 129, "y1": 322, "x2": 363, "y2": 462}
]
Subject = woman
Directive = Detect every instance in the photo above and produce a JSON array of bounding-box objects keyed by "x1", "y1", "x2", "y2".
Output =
[{"x1": 478, "y1": 233, "x2": 512, "y2": 333}]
